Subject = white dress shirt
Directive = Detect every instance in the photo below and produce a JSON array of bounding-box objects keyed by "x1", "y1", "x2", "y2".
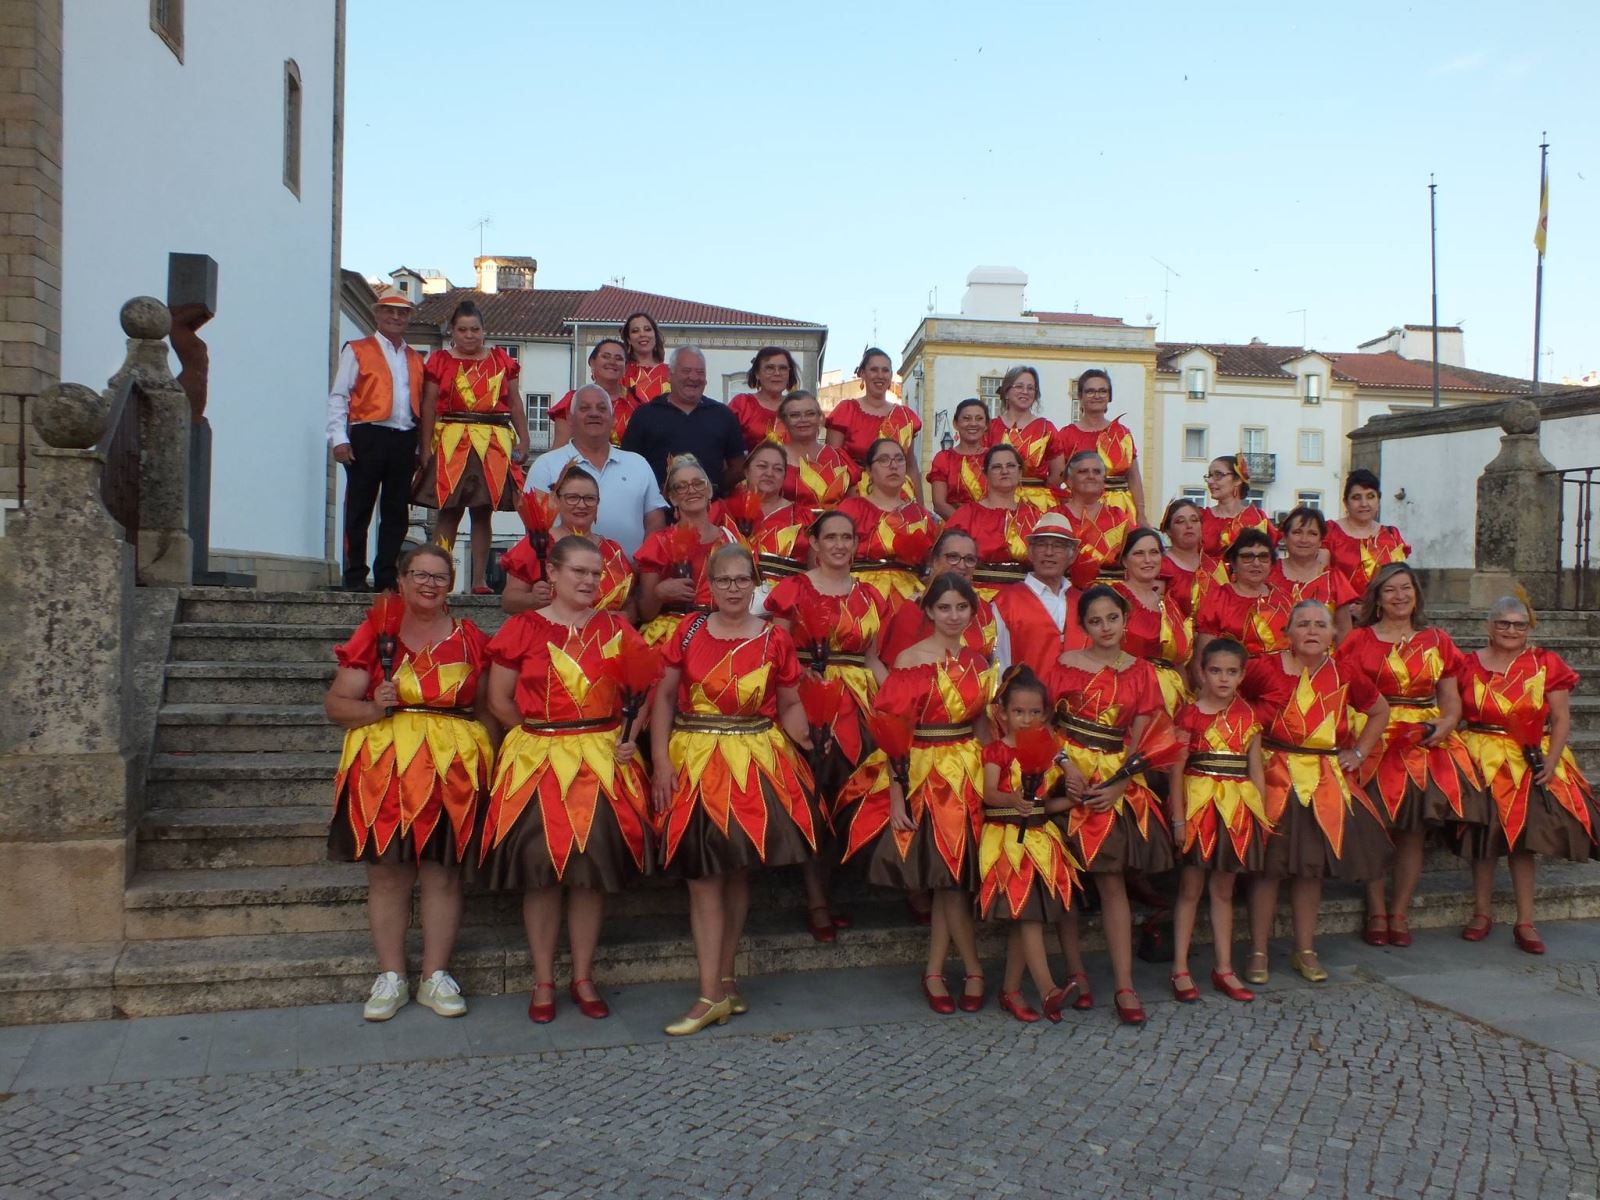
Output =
[{"x1": 327, "y1": 335, "x2": 416, "y2": 447}]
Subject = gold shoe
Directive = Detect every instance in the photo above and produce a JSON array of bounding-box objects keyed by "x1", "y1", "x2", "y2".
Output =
[
  {"x1": 1243, "y1": 951, "x2": 1270, "y2": 986},
  {"x1": 721, "y1": 976, "x2": 748, "y2": 1016},
  {"x1": 664, "y1": 996, "x2": 733, "y2": 1037},
  {"x1": 1290, "y1": 950, "x2": 1328, "y2": 983}
]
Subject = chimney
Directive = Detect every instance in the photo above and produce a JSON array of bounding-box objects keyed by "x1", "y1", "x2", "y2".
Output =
[
  {"x1": 960, "y1": 266, "x2": 1028, "y2": 319},
  {"x1": 474, "y1": 256, "x2": 498, "y2": 294}
]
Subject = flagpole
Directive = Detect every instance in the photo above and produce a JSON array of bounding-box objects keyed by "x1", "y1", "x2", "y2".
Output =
[
  {"x1": 1429, "y1": 174, "x2": 1440, "y2": 408},
  {"x1": 1532, "y1": 133, "x2": 1548, "y2": 394}
]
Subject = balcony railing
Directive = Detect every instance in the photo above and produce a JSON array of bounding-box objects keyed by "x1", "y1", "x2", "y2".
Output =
[
  {"x1": 1242, "y1": 452, "x2": 1276, "y2": 484},
  {"x1": 527, "y1": 425, "x2": 553, "y2": 452}
]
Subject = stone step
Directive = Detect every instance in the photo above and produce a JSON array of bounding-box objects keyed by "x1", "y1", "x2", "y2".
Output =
[
  {"x1": 138, "y1": 806, "x2": 331, "y2": 870},
  {"x1": 9, "y1": 860, "x2": 1597, "y2": 1022},
  {"x1": 147, "y1": 752, "x2": 339, "y2": 807},
  {"x1": 156, "y1": 704, "x2": 339, "y2": 754},
  {"x1": 170, "y1": 624, "x2": 350, "y2": 664},
  {"x1": 164, "y1": 661, "x2": 335, "y2": 706},
  {"x1": 178, "y1": 587, "x2": 507, "y2": 627}
]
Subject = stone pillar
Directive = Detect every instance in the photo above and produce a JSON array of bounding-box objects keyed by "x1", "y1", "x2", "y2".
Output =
[
  {"x1": 107, "y1": 297, "x2": 192, "y2": 585},
  {"x1": 1469, "y1": 397, "x2": 1560, "y2": 609},
  {"x1": 0, "y1": 381, "x2": 134, "y2": 947}
]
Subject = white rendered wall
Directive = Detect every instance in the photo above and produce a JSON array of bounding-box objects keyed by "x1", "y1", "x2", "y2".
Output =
[{"x1": 61, "y1": 2, "x2": 337, "y2": 561}]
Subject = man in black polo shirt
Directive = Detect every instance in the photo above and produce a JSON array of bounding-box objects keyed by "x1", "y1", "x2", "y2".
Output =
[{"x1": 620, "y1": 345, "x2": 746, "y2": 496}]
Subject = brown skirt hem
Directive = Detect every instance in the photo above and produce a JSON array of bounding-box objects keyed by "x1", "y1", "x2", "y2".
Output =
[
  {"x1": 1059, "y1": 808, "x2": 1175, "y2": 875},
  {"x1": 1459, "y1": 795, "x2": 1600, "y2": 863},
  {"x1": 327, "y1": 791, "x2": 476, "y2": 866},
  {"x1": 658, "y1": 780, "x2": 820, "y2": 880},
  {"x1": 470, "y1": 796, "x2": 653, "y2": 893},
  {"x1": 1381, "y1": 775, "x2": 1491, "y2": 835},
  {"x1": 861, "y1": 818, "x2": 975, "y2": 893},
  {"x1": 1260, "y1": 791, "x2": 1392, "y2": 881},
  {"x1": 411, "y1": 452, "x2": 520, "y2": 512}
]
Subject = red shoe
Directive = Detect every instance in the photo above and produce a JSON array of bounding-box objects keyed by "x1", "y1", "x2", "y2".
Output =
[
  {"x1": 1041, "y1": 982, "x2": 1076, "y2": 1023},
  {"x1": 1113, "y1": 988, "x2": 1146, "y2": 1026},
  {"x1": 922, "y1": 973, "x2": 956, "y2": 1015},
  {"x1": 805, "y1": 906, "x2": 836, "y2": 944},
  {"x1": 1069, "y1": 971, "x2": 1094, "y2": 1011},
  {"x1": 958, "y1": 973, "x2": 986, "y2": 1013},
  {"x1": 1461, "y1": 913, "x2": 1494, "y2": 942},
  {"x1": 1170, "y1": 971, "x2": 1201, "y2": 1003},
  {"x1": 906, "y1": 897, "x2": 932, "y2": 927},
  {"x1": 1362, "y1": 912, "x2": 1389, "y2": 947},
  {"x1": 1513, "y1": 923, "x2": 1546, "y2": 955},
  {"x1": 471, "y1": 585, "x2": 494, "y2": 595},
  {"x1": 831, "y1": 912, "x2": 852, "y2": 930},
  {"x1": 998, "y1": 990, "x2": 1040, "y2": 1023},
  {"x1": 568, "y1": 979, "x2": 609, "y2": 1020},
  {"x1": 527, "y1": 982, "x2": 556, "y2": 1024},
  {"x1": 1210, "y1": 969, "x2": 1255, "y2": 1002},
  {"x1": 1387, "y1": 914, "x2": 1413, "y2": 948}
]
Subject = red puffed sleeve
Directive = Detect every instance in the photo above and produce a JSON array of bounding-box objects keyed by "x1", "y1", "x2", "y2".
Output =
[
  {"x1": 660, "y1": 614, "x2": 699, "y2": 669},
  {"x1": 1240, "y1": 656, "x2": 1275, "y2": 704},
  {"x1": 1331, "y1": 572, "x2": 1360, "y2": 610},
  {"x1": 459, "y1": 619, "x2": 491, "y2": 669},
  {"x1": 873, "y1": 667, "x2": 924, "y2": 719},
  {"x1": 492, "y1": 346, "x2": 521, "y2": 384},
  {"x1": 548, "y1": 389, "x2": 577, "y2": 420},
  {"x1": 763, "y1": 573, "x2": 803, "y2": 619},
  {"x1": 498, "y1": 537, "x2": 542, "y2": 586},
  {"x1": 1541, "y1": 648, "x2": 1581, "y2": 693},
  {"x1": 1344, "y1": 664, "x2": 1382, "y2": 712},
  {"x1": 423, "y1": 350, "x2": 455, "y2": 389},
  {"x1": 824, "y1": 398, "x2": 857, "y2": 439},
  {"x1": 633, "y1": 529, "x2": 670, "y2": 576},
  {"x1": 1434, "y1": 631, "x2": 1465, "y2": 676},
  {"x1": 1130, "y1": 661, "x2": 1164, "y2": 717},
  {"x1": 486, "y1": 612, "x2": 537, "y2": 671},
  {"x1": 1195, "y1": 587, "x2": 1228, "y2": 639},
  {"x1": 982, "y1": 739, "x2": 1015, "y2": 770},
  {"x1": 768, "y1": 625, "x2": 802, "y2": 688},
  {"x1": 334, "y1": 620, "x2": 379, "y2": 673},
  {"x1": 1333, "y1": 627, "x2": 1373, "y2": 674}
]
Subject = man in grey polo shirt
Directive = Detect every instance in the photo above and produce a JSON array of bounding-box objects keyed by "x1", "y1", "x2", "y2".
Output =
[{"x1": 525, "y1": 384, "x2": 668, "y2": 556}]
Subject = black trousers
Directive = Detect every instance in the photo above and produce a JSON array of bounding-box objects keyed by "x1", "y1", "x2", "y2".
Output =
[{"x1": 341, "y1": 424, "x2": 418, "y2": 589}]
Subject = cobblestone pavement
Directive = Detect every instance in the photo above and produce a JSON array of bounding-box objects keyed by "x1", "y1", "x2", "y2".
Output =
[{"x1": 3, "y1": 970, "x2": 1600, "y2": 1200}]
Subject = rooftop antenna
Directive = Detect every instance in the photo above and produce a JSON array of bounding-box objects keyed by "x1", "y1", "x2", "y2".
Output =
[
  {"x1": 469, "y1": 214, "x2": 492, "y2": 257},
  {"x1": 1151, "y1": 257, "x2": 1181, "y2": 337},
  {"x1": 1287, "y1": 308, "x2": 1308, "y2": 346}
]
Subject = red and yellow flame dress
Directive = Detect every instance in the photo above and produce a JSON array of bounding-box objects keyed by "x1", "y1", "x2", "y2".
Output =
[
  {"x1": 1046, "y1": 659, "x2": 1173, "y2": 873},
  {"x1": 765, "y1": 574, "x2": 888, "y2": 801},
  {"x1": 927, "y1": 447, "x2": 987, "y2": 510},
  {"x1": 414, "y1": 348, "x2": 521, "y2": 510},
  {"x1": 632, "y1": 523, "x2": 738, "y2": 645},
  {"x1": 499, "y1": 530, "x2": 634, "y2": 612},
  {"x1": 1456, "y1": 647, "x2": 1598, "y2": 861},
  {"x1": 548, "y1": 387, "x2": 642, "y2": 447},
  {"x1": 976, "y1": 735, "x2": 1082, "y2": 921},
  {"x1": 1160, "y1": 552, "x2": 1208, "y2": 620},
  {"x1": 1200, "y1": 507, "x2": 1278, "y2": 588},
  {"x1": 1113, "y1": 582, "x2": 1193, "y2": 715},
  {"x1": 878, "y1": 593, "x2": 1001, "y2": 667},
  {"x1": 623, "y1": 360, "x2": 670, "y2": 403},
  {"x1": 826, "y1": 397, "x2": 922, "y2": 471},
  {"x1": 1060, "y1": 501, "x2": 1135, "y2": 590},
  {"x1": 944, "y1": 500, "x2": 1052, "y2": 599},
  {"x1": 1174, "y1": 699, "x2": 1270, "y2": 872},
  {"x1": 1325, "y1": 521, "x2": 1412, "y2": 599},
  {"x1": 988, "y1": 415, "x2": 1063, "y2": 510},
  {"x1": 475, "y1": 612, "x2": 652, "y2": 891},
  {"x1": 1271, "y1": 564, "x2": 1359, "y2": 618},
  {"x1": 835, "y1": 496, "x2": 937, "y2": 611},
  {"x1": 713, "y1": 498, "x2": 813, "y2": 582},
  {"x1": 1196, "y1": 582, "x2": 1292, "y2": 655},
  {"x1": 836, "y1": 649, "x2": 994, "y2": 890},
  {"x1": 1242, "y1": 654, "x2": 1392, "y2": 880},
  {"x1": 1336, "y1": 627, "x2": 1486, "y2": 834},
  {"x1": 330, "y1": 618, "x2": 493, "y2": 865},
  {"x1": 783, "y1": 446, "x2": 858, "y2": 510},
  {"x1": 658, "y1": 618, "x2": 820, "y2": 877},
  {"x1": 728, "y1": 393, "x2": 788, "y2": 450},
  {"x1": 1057, "y1": 419, "x2": 1140, "y2": 518}
]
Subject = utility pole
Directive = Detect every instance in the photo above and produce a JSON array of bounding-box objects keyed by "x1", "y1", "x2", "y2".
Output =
[
  {"x1": 1430, "y1": 175, "x2": 1440, "y2": 408},
  {"x1": 1151, "y1": 257, "x2": 1180, "y2": 338},
  {"x1": 1532, "y1": 135, "x2": 1549, "y2": 394}
]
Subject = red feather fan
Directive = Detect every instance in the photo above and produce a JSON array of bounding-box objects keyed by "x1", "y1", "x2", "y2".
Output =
[
  {"x1": 885, "y1": 518, "x2": 934, "y2": 568},
  {"x1": 1010, "y1": 724, "x2": 1059, "y2": 841},
  {"x1": 721, "y1": 487, "x2": 766, "y2": 540},
  {"x1": 517, "y1": 487, "x2": 558, "y2": 535},
  {"x1": 866, "y1": 709, "x2": 915, "y2": 790},
  {"x1": 668, "y1": 521, "x2": 701, "y2": 578},
  {"x1": 1097, "y1": 711, "x2": 1185, "y2": 789},
  {"x1": 602, "y1": 625, "x2": 666, "y2": 726}
]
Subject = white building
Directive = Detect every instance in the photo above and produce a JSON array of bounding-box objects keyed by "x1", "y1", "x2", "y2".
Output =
[{"x1": 57, "y1": 1, "x2": 342, "y2": 585}]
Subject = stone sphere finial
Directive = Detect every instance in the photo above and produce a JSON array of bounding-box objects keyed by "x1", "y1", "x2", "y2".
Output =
[
  {"x1": 34, "y1": 382, "x2": 111, "y2": 449},
  {"x1": 120, "y1": 296, "x2": 171, "y2": 340},
  {"x1": 1500, "y1": 396, "x2": 1541, "y2": 436}
]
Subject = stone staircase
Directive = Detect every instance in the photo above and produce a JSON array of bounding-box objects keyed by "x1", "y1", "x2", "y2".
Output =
[{"x1": 4, "y1": 590, "x2": 1599, "y2": 1023}]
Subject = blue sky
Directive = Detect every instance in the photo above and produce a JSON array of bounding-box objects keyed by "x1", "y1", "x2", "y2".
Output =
[{"x1": 343, "y1": 0, "x2": 1597, "y2": 382}]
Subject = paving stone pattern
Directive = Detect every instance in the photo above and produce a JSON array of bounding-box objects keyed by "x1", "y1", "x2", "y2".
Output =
[{"x1": 1, "y1": 978, "x2": 1598, "y2": 1199}]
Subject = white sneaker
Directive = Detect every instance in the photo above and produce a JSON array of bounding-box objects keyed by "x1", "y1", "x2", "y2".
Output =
[
  {"x1": 417, "y1": 969, "x2": 467, "y2": 1018},
  {"x1": 363, "y1": 970, "x2": 409, "y2": 1021}
]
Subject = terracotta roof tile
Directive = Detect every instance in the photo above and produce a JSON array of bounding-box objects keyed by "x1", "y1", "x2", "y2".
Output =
[
  {"x1": 1027, "y1": 311, "x2": 1127, "y2": 327},
  {"x1": 409, "y1": 288, "x2": 591, "y2": 340},
  {"x1": 1156, "y1": 341, "x2": 1532, "y2": 395},
  {"x1": 570, "y1": 284, "x2": 821, "y2": 329}
]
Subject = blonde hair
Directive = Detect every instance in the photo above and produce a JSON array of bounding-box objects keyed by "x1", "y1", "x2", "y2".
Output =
[{"x1": 663, "y1": 453, "x2": 710, "y2": 493}]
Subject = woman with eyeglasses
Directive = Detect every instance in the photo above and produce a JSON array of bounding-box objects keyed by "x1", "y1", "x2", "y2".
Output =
[
  {"x1": 944, "y1": 443, "x2": 1054, "y2": 601},
  {"x1": 836, "y1": 437, "x2": 940, "y2": 612},
  {"x1": 621, "y1": 311, "x2": 670, "y2": 403},
  {"x1": 1199, "y1": 455, "x2": 1277, "y2": 589},
  {"x1": 634, "y1": 455, "x2": 738, "y2": 645},
  {"x1": 776, "y1": 389, "x2": 858, "y2": 510},
  {"x1": 1057, "y1": 369, "x2": 1145, "y2": 524},
  {"x1": 836, "y1": 572, "x2": 994, "y2": 1014},
  {"x1": 1193, "y1": 529, "x2": 1292, "y2": 672},
  {"x1": 1337, "y1": 563, "x2": 1485, "y2": 949},
  {"x1": 324, "y1": 544, "x2": 496, "y2": 1022},
  {"x1": 476, "y1": 536, "x2": 653, "y2": 1024},
  {"x1": 711, "y1": 439, "x2": 814, "y2": 587},
  {"x1": 1271, "y1": 506, "x2": 1357, "y2": 643},
  {"x1": 1325, "y1": 469, "x2": 1412, "y2": 600},
  {"x1": 826, "y1": 347, "x2": 924, "y2": 503},
  {"x1": 549, "y1": 338, "x2": 638, "y2": 449},
  {"x1": 1455, "y1": 595, "x2": 1598, "y2": 955},
  {"x1": 651, "y1": 543, "x2": 820, "y2": 1034},
  {"x1": 765, "y1": 510, "x2": 890, "y2": 940},
  {"x1": 928, "y1": 398, "x2": 990, "y2": 519},
  {"x1": 1158, "y1": 498, "x2": 1208, "y2": 620},
  {"x1": 1112, "y1": 526, "x2": 1193, "y2": 716},
  {"x1": 986, "y1": 366, "x2": 1064, "y2": 511},
  {"x1": 1240, "y1": 599, "x2": 1391, "y2": 985},
  {"x1": 1058, "y1": 451, "x2": 1136, "y2": 590},
  {"x1": 728, "y1": 347, "x2": 799, "y2": 451},
  {"x1": 877, "y1": 528, "x2": 1008, "y2": 673},
  {"x1": 501, "y1": 466, "x2": 635, "y2": 617}
]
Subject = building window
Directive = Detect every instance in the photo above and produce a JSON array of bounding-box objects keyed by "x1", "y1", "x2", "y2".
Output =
[
  {"x1": 1241, "y1": 427, "x2": 1267, "y2": 455},
  {"x1": 1298, "y1": 429, "x2": 1324, "y2": 463},
  {"x1": 1297, "y1": 490, "x2": 1323, "y2": 510},
  {"x1": 526, "y1": 393, "x2": 552, "y2": 449},
  {"x1": 1304, "y1": 373, "x2": 1323, "y2": 405},
  {"x1": 1246, "y1": 487, "x2": 1266, "y2": 510},
  {"x1": 495, "y1": 343, "x2": 520, "y2": 360},
  {"x1": 1182, "y1": 426, "x2": 1208, "y2": 460},
  {"x1": 150, "y1": 0, "x2": 183, "y2": 61},
  {"x1": 1181, "y1": 487, "x2": 1207, "y2": 503},
  {"x1": 282, "y1": 60, "x2": 302, "y2": 197},
  {"x1": 1187, "y1": 367, "x2": 1206, "y2": 399},
  {"x1": 977, "y1": 374, "x2": 1003, "y2": 414}
]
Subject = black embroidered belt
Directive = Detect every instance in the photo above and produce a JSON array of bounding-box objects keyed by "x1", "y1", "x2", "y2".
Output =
[
  {"x1": 1264, "y1": 737, "x2": 1338, "y2": 757},
  {"x1": 853, "y1": 558, "x2": 921, "y2": 573},
  {"x1": 392, "y1": 705, "x2": 475, "y2": 720},
  {"x1": 1056, "y1": 712, "x2": 1126, "y2": 753},
  {"x1": 1386, "y1": 694, "x2": 1438, "y2": 708},
  {"x1": 827, "y1": 652, "x2": 868, "y2": 668},
  {"x1": 984, "y1": 807, "x2": 1051, "y2": 824},
  {"x1": 436, "y1": 411, "x2": 512, "y2": 426},
  {"x1": 758, "y1": 554, "x2": 805, "y2": 579},
  {"x1": 1149, "y1": 657, "x2": 1181, "y2": 674},
  {"x1": 1465, "y1": 721, "x2": 1519, "y2": 735},
  {"x1": 1186, "y1": 752, "x2": 1250, "y2": 779},
  {"x1": 659, "y1": 603, "x2": 712, "y2": 617},
  {"x1": 1105, "y1": 475, "x2": 1130, "y2": 489},
  {"x1": 522, "y1": 716, "x2": 618, "y2": 734},
  {"x1": 1020, "y1": 477, "x2": 1049, "y2": 488},
  {"x1": 1095, "y1": 564, "x2": 1126, "y2": 580},
  {"x1": 676, "y1": 714, "x2": 773, "y2": 735},
  {"x1": 914, "y1": 723, "x2": 975, "y2": 743},
  {"x1": 973, "y1": 562, "x2": 1028, "y2": 587}
]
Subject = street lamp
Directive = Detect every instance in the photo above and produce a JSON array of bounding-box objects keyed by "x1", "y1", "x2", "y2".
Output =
[{"x1": 940, "y1": 431, "x2": 954, "y2": 451}]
